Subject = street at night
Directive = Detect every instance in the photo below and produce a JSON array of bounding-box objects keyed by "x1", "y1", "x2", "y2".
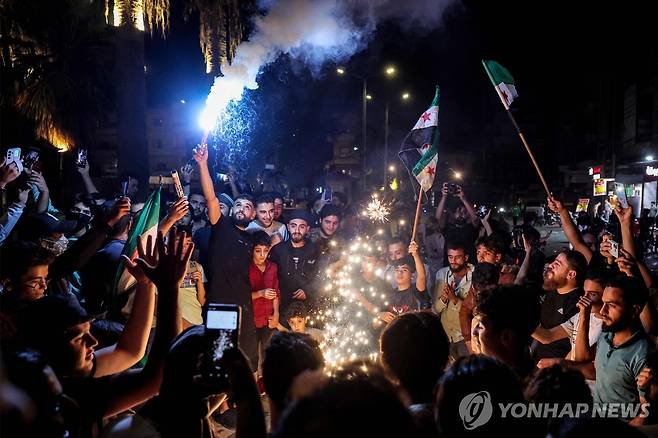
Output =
[{"x1": 1, "y1": 1, "x2": 658, "y2": 436}]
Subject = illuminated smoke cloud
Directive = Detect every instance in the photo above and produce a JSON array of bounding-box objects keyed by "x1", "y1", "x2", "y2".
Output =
[{"x1": 200, "y1": 0, "x2": 459, "y2": 131}]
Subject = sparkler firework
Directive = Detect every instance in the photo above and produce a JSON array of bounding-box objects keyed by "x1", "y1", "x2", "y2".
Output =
[
  {"x1": 363, "y1": 194, "x2": 392, "y2": 223},
  {"x1": 310, "y1": 236, "x2": 394, "y2": 374}
]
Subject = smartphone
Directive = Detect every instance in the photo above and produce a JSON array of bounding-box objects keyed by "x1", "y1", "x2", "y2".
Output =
[
  {"x1": 76, "y1": 149, "x2": 88, "y2": 168},
  {"x1": 609, "y1": 239, "x2": 620, "y2": 258},
  {"x1": 22, "y1": 149, "x2": 39, "y2": 170},
  {"x1": 121, "y1": 176, "x2": 131, "y2": 197},
  {"x1": 217, "y1": 173, "x2": 229, "y2": 183},
  {"x1": 6, "y1": 147, "x2": 20, "y2": 164},
  {"x1": 323, "y1": 188, "x2": 333, "y2": 203},
  {"x1": 204, "y1": 303, "x2": 241, "y2": 365},
  {"x1": 614, "y1": 183, "x2": 629, "y2": 209}
]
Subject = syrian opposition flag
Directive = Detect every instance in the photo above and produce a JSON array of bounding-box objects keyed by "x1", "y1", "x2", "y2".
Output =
[
  {"x1": 399, "y1": 86, "x2": 440, "y2": 192},
  {"x1": 113, "y1": 187, "x2": 161, "y2": 295},
  {"x1": 482, "y1": 60, "x2": 518, "y2": 110}
]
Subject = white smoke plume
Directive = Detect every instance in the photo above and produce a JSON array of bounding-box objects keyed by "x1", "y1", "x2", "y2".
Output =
[{"x1": 200, "y1": 0, "x2": 458, "y2": 131}]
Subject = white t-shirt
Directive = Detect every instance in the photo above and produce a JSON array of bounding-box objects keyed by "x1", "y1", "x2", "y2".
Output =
[{"x1": 560, "y1": 312, "x2": 603, "y2": 350}]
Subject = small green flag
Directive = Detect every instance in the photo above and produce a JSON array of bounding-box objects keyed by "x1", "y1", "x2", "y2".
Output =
[{"x1": 482, "y1": 60, "x2": 518, "y2": 109}]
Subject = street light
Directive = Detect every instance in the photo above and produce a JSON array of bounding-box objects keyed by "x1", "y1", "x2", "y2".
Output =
[
  {"x1": 389, "y1": 165, "x2": 396, "y2": 172},
  {"x1": 401, "y1": 92, "x2": 410, "y2": 100},
  {"x1": 646, "y1": 155, "x2": 654, "y2": 161},
  {"x1": 336, "y1": 65, "x2": 398, "y2": 191},
  {"x1": 454, "y1": 171, "x2": 462, "y2": 179}
]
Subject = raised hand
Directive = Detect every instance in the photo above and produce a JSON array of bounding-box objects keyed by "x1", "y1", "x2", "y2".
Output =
[
  {"x1": 547, "y1": 196, "x2": 564, "y2": 214},
  {"x1": 616, "y1": 248, "x2": 637, "y2": 277},
  {"x1": 28, "y1": 171, "x2": 48, "y2": 193},
  {"x1": 614, "y1": 206, "x2": 633, "y2": 225},
  {"x1": 107, "y1": 197, "x2": 132, "y2": 227},
  {"x1": 441, "y1": 182, "x2": 449, "y2": 198},
  {"x1": 167, "y1": 197, "x2": 190, "y2": 223},
  {"x1": 0, "y1": 163, "x2": 20, "y2": 188},
  {"x1": 576, "y1": 295, "x2": 593, "y2": 315},
  {"x1": 180, "y1": 164, "x2": 194, "y2": 184},
  {"x1": 77, "y1": 159, "x2": 90, "y2": 175},
  {"x1": 193, "y1": 143, "x2": 208, "y2": 165},
  {"x1": 408, "y1": 241, "x2": 419, "y2": 257},
  {"x1": 455, "y1": 185, "x2": 465, "y2": 200},
  {"x1": 134, "y1": 228, "x2": 194, "y2": 289}
]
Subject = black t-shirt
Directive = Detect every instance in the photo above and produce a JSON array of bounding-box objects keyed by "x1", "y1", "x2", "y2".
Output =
[
  {"x1": 388, "y1": 286, "x2": 432, "y2": 314},
  {"x1": 207, "y1": 215, "x2": 253, "y2": 306},
  {"x1": 531, "y1": 287, "x2": 583, "y2": 361},
  {"x1": 269, "y1": 240, "x2": 319, "y2": 308}
]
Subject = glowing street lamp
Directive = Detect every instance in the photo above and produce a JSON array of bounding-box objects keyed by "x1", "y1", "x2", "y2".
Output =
[
  {"x1": 336, "y1": 67, "x2": 345, "y2": 75},
  {"x1": 454, "y1": 171, "x2": 462, "y2": 179},
  {"x1": 385, "y1": 66, "x2": 396, "y2": 76},
  {"x1": 388, "y1": 165, "x2": 396, "y2": 172},
  {"x1": 366, "y1": 94, "x2": 373, "y2": 100},
  {"x1": 401, "y1": 92, "x2": 410, "y2": 100}
]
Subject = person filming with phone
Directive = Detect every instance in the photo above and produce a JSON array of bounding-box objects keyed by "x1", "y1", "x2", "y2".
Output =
[{"x1": 435, "y1": 182, "x2": 480, "y2": 262}]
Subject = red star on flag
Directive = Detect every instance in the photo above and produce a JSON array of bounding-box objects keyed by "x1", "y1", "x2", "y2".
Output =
[
  {"x1": 420, "y1": 111, "x2": 431, "y2": 122},
  {"x1": 500, "y1": 89, "x2": 509, "y2": 104},
  {"x1": 421, "y1": 143, "x2": 430, "y2": 151},
  {"x1": 427, "y1": 166, "x2": 435, "y2": 176}
]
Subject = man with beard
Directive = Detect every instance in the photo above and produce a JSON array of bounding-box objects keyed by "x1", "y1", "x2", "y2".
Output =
[
  {"x1": 434, "y1": 242, "x2": 474, "y2": 362},
  {"x1": 531, "y1": 250, "x2": 587, "y2": 362},
  {"x1": 567, "y1": 275, "x2": 652, "y2": 425},
  {"x1": 188, "y1": 192, "x2": 208, "y2": 235},
  {"x1": 246, "y1": 193, "x2": 288, "y2": 245},
  {"x1": 194, "y1": 145, "x2": 259, "y2": 367},
  {"x1": 269, "y1": 211, "x2": 319, "y2": 312},
  {"x1": 435, "y1": 183, "x2": 480, "y2": 261}
]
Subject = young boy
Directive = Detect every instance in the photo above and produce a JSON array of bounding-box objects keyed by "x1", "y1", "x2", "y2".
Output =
[
  {"x1": 249, "y1": 231, "x2": 280, "y2": 364},
  {"x1": 277, "y1": 301, "x2": 324, "y2": 343},
  {"x1": 178, "y1": 227, "x2": 207, "y2": 329},
  {"x1": 377, "y1": 241, "x2": 431, "y2": 325}
]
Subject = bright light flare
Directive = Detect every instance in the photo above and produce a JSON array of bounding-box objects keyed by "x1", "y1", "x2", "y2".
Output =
[
  {"x1": 199, "y1": 76, "x2": 251, "y2": 131},
  {"x1": 364, "y1": 195, "x2": 391, "y2": 223}
]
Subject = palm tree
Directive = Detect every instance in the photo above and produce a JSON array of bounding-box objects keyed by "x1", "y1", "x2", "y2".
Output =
[{"x1": 0, "y1": 0, "x2": 112, "y2": 151}]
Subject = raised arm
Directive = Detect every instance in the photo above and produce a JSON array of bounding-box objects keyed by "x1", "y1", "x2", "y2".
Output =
[
  {"x1": 435, "y1": 183, "x2": 449, "y2": 229},
  {"x1": 94, "y1": 256, "x2": 156, "y2": 377},
  {"x1": 158, "y1": 198, "x2": 190, "y2": 236},
  {"x1": 456, "y1": 185, "x2": 479, "y2": 227},
  {"x1": 573, "y1": 295, "x2": 596, "y2": 362},
  {"x1": 76, "y1": 160, "x2": 100, "y2": 194},
  {"x1": 514, "y1": 236, "x2": 533, "y2": 285},
  {"x1": 28, "y1": 171, "x2": 50, "y2": 214},
  {"x1": 547, "y1": 195, "x2": 593, "y2": 263},
  {"x1": 194, "y1": 144, "x2": 221, "y2": 225},
  {"x1": 409, "y1": 241, "x2": 426, "y2": 292},
  {"x1": 101, "y1": 228, "x2": 192, "y2": 417}
]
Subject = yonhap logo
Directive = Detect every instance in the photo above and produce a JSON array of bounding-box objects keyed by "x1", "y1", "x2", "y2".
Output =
[{"x1": 459, "y1": 391, "x2": 493, "y2": 430}]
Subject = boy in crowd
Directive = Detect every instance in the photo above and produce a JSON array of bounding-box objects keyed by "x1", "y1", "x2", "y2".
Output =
[
  {"x1": 276, "y1": 301, "x2": 324, "y2": 343},
  {"x1": 377, "y1": 241, "x2": 430, "y2": 325},
  {"x1": 178, "y1": 227, "x2": 207, "y2": 329},
  {"x1": 249, "y1": 231, "x2": 280, "y2": 366}
]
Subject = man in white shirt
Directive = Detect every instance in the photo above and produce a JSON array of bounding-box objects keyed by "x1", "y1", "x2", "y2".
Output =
[
  {"x1": 434, "y1": 242, "x2": 474, "y2": 362},
  {"x1": 246, "y1": 193, "x2": 288, "y2": 244}
]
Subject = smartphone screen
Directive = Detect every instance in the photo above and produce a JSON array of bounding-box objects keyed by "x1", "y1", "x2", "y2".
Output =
[
  {"x1": 323, "y1": 188, "x2": 332, "y2": 203},
  {"x1": 205, "y1": 304, "x2": 240, "y2": 364},
  {"x1": 614, "y1": 183, "x2": 629, "y2": 209},
  {"x1": 609, "y1": 240, "x2": 620, "y2": 258}
]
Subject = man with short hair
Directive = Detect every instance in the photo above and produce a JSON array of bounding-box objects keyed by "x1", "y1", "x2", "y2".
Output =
[
  {"x1": 193, "y1": 193, "x2": 233, "y2": 270},
  {"x1": 272, "y1": 192, "x2": 286, "y2": 223},
  {"x1": 435, "y1": 183, "x2": 480, "y2": 261},
  {"x1": 269, "y1": 211, "x2": 319, "y2": 310},
  {"x1": 308, "y1": 205, "x2": 345, "y2": 270},
  {"x1": 382, "y1": 237, "x2": 433, "y2": 291},
  {"x1": 569, "y1": 275, "x2": 653, "y2": 425},
  {"x1": 262, "y1": 332, "x2": 324, "y2": 430},
  {"x1": 188, "y1": 192, "x2": 208, "y2": 234},
  {"x1": 434, "y1": 242, "x2": 475, "y2": 361},
  {"x1": 475, "y1": 234, "x2": 505, "y2": 266},
  {"x1": 473, "y1": 285, "x2": 541, "y2": 378},
  {"x1": 531, "y1": 250, "x2": 586, "y2": 362},
  {"x1": 194, "y1": 145, "x2": 259, "y2": 366},
  {"x1": 247, "y1": 194, "x2": 288, "y2": 244}
]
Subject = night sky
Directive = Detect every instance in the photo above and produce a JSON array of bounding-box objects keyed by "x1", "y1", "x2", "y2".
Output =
[{"x1": 143, "y1": 1, "x2": 657, "y2": 191}]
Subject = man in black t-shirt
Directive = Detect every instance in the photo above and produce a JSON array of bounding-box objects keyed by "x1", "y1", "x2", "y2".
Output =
[
  {"x1": 194, "y1": 144, "x2": 259, "y2": 367},
  {"x1": 269, "y1": 211, "x2": 319, "y2": 312},
  {"x1": 531, "y1": 250, "x2": 587, "y2": 362}
]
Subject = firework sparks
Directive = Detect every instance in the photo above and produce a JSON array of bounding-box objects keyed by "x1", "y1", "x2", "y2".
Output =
[{"x1": 363, "y1": 194, "x2": 391, "y2": 223}]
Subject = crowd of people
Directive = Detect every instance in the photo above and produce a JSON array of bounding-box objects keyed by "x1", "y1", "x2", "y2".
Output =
[{"x1": 1, "y1": 144, "x2": 658, "y2": 438}]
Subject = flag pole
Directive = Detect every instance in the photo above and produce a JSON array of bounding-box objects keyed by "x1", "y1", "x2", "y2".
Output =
[
  {"x1": 411, "y1": 188, "x2": 424, "y2": 243},
  {"x1": 504, "y1": 110, "x2": 552, "y2": 196}
]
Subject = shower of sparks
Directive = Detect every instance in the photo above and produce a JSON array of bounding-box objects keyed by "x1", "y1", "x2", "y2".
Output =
[
  {"x1": 311, "y1": 235, "x2": 393, "y2": 372},
  {"x1": 362, "y1": 194, "x2": 391, "y2": 223}
]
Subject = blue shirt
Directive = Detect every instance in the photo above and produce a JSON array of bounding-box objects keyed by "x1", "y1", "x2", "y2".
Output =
[{"x1": 594, "y1": 330, "x2": 653, "y2": 405}]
